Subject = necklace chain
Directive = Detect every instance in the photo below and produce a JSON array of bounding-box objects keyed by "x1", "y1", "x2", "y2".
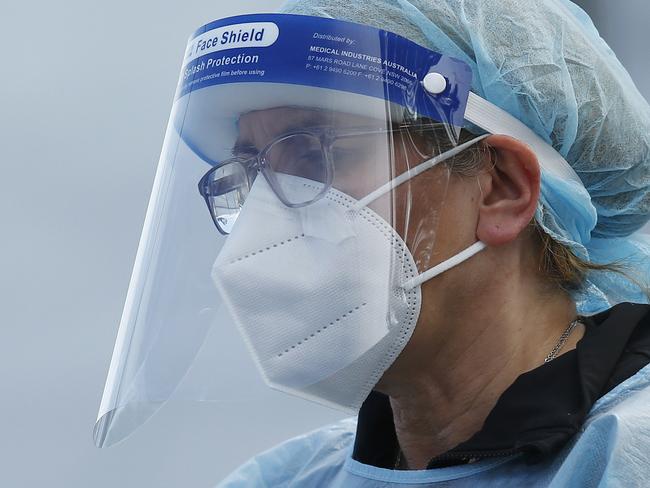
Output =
[
  {"x1": 394, "y1": 448, "x2": 404, "y2": 469},
  {"x1": 393, "y1": 317, "x2": 582, "y2": 469},
  {"x1": 544, "y1": 318, "x2": 581, "y2": 364}
]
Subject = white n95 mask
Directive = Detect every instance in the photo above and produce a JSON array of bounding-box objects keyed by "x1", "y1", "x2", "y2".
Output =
[
  {"x1": 212, "y1": 174, "x2": 421, "y2": 411},
  {"x1": 211, "y1": 137, "x2": 488, "y2": 412}
]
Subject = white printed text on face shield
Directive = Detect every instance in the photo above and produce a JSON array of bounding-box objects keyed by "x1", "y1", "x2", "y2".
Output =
[
  {"x1": 184, "y1": 22, "x2": 279, "y2": 65},
  {"x1": 183, "y1": 53, "x2": 261, "y2": 81}
]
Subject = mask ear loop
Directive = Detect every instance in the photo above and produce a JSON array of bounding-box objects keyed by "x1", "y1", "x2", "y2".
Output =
[
  {"x1": 402, "y1": 241, "x2": 487, "y2": 291},
  {"x1": 346, "y1": 133, "x2": 491, "y2": 290}
]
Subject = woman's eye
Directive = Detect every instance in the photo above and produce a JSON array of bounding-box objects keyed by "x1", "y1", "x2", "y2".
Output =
[
  {"x1": 331, "y1": 148, "x2": 368, "y2": 174},
  {"x1": 297, "y1": 150, "x2": 324, "y2": 163}
]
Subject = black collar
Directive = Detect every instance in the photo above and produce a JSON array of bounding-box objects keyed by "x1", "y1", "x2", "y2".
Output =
[{"x1": 352, "y1": 302, "x2": 650, "y2": 469}]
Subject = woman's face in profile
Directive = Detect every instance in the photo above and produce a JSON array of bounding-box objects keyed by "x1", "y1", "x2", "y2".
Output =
[{"x1": 234, "y1": 106, "x2": 462, "y2": 269}]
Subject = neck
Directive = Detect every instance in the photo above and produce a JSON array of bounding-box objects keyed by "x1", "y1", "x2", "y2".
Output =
[{"x1": 374, "y1": 247, "x2": 583, "y2": 470}]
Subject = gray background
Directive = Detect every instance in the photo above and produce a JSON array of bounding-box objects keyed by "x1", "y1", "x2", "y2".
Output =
[{"x1": 1, "y1": 1, "x2": 648, "y2": 487}]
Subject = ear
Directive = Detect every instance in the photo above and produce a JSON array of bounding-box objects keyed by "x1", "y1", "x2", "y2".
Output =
[{"x1": 476, "y1": 135, "x2": 541, "y2": 246}]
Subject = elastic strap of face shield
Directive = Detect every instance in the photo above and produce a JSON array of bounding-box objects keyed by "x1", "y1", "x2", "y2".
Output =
[
  {"x1": 465, "y1": 93, "x2": 582, "y2": 187},
  {"x1": 352, "y1": 92, "x2": 582, "y2": 212},
  {"x1": 351, "y1": 93, "x2": 586, "y2": 292}
]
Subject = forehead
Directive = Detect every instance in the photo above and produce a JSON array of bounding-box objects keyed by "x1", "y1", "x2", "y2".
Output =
[{"x1": 235, "y1": 107, "x2": 386, "y2": 148}]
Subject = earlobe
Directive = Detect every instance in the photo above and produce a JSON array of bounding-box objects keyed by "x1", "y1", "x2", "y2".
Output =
[{"x1": 476, "y1": 135, "x2": 541, "y2": 247}]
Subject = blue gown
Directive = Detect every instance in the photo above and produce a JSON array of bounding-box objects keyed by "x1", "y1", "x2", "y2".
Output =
[{"x1": 217, "y1": 363, "x2": 650, "y2": 487}]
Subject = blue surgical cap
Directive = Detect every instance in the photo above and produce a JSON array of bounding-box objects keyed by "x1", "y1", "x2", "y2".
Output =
[{"x1": 281, "y1": 0, "x2": 650, "y2": 315}]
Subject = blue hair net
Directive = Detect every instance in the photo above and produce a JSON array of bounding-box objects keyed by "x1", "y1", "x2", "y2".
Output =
[{"x1": 280, "y1": 0, "x2": 650, "y2": 315}]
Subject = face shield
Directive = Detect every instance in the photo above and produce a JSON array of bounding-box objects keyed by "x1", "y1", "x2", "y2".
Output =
[{"x1": 95, "y1": 13, "x2": 585, "y2": 449}]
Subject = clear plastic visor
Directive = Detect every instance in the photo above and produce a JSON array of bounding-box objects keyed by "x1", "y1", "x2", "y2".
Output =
[{"x1": 94, "y1": 81, "x2": 462, "y2": 449}]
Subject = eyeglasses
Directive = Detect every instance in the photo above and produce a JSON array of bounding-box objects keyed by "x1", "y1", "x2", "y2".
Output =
[{"x1": 197, "y1": 124, "x2": 440, "y2": 235}]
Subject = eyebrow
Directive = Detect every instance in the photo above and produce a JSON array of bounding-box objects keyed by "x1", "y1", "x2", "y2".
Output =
[
  {"x1": 231, "y1": 141, "x2": 258, "y2": 157},
  {"x1": 233, "y1": 111, "x2": 331, "y2": 154}
]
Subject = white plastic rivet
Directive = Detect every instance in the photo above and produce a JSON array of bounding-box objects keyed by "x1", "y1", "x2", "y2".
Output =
[{"x1": 423, "y1": 72, "x2": 447, "y2": 95}]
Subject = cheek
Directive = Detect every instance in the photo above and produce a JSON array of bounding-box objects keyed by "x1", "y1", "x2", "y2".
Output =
[
  {"x1": 332, "y1": 149, "x2": 394, "y2": 200},
  {"x1": 427, "y1": 179, "x2": 482, "y2": 261},
  {"x1": 400, "y1": 174, "x2": 480, "y2": 272},
  {"x1": 403, "y1": 183, "x2": 448, "y2": 270}
]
